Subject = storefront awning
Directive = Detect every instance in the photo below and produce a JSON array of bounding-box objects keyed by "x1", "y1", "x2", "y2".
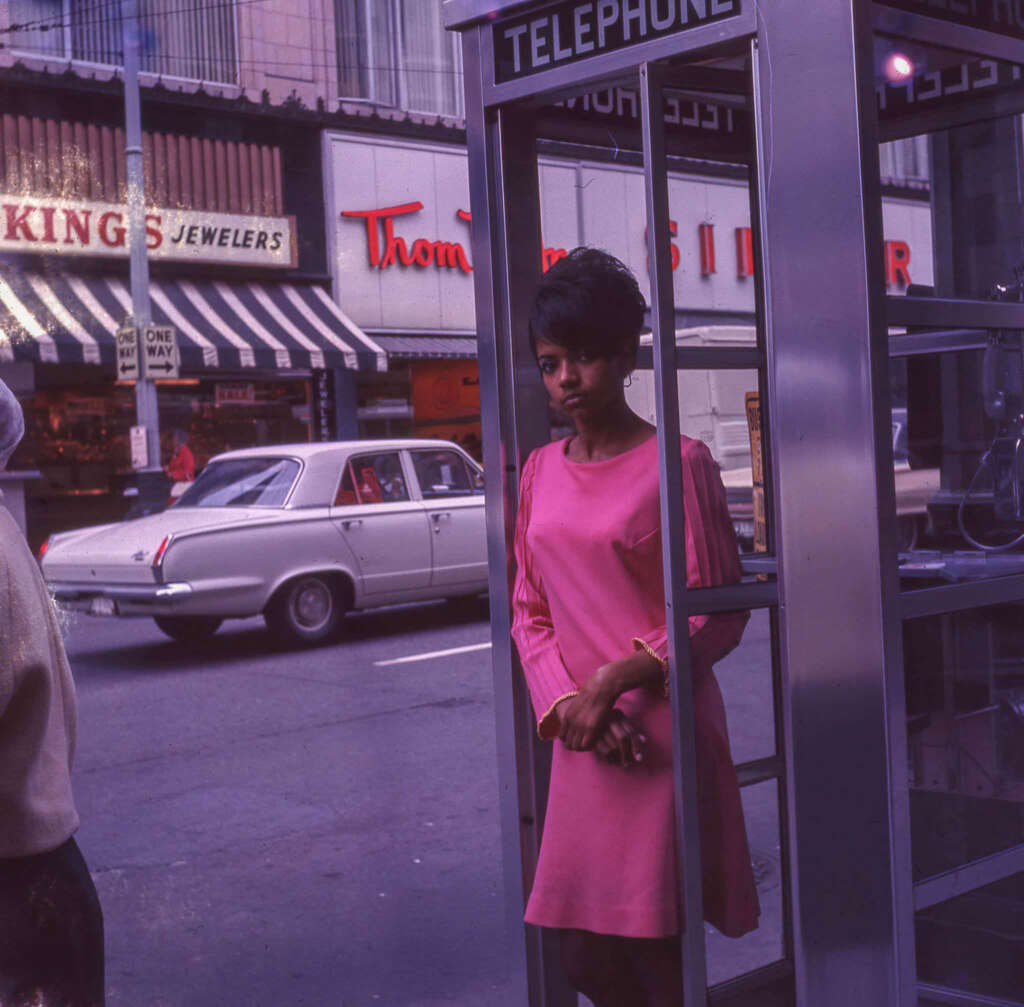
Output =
[
  {"x1": 0, "y1": 272, "x2": 387, "y2": 372},
  {"x1": 372, "y1": 334, "x2": 478, "y2": 359}
]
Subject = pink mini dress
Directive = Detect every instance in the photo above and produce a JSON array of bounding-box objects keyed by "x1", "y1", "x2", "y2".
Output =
[{"x1": 511, "y1": 433, "x2": 760, "y2": 939}]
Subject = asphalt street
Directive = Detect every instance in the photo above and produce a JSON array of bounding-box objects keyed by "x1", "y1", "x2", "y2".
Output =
[{"x1": 63, "y1": 602, "x2": 782, "y2": 1006}]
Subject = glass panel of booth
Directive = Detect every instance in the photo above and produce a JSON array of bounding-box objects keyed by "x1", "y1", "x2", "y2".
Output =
[
  {"x1": 869, "y1": 31, "x2": 1024, "y2": 1003},
  {"x1": 915, "y1": 869, "x2": 1024, "y2": 1004},
  {"x1": 903, "y1": 603, "x2": 1024, "y2": 881},
  {"x1": 625, "y1": 357, "x2": 769, "y2": 556},
  {"x1": 706, "y1": 780, "x2": 785, "y2": 987},
  {"x1": 871, "y1": 71, "x2": 1024, "y2": 587},
  {"x1": 715, "y1": 609, "x2": 778, "y2": 768}
]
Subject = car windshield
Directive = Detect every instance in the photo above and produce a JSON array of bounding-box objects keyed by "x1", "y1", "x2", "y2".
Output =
[{"x1": 176, "y1": 458, "x2": 300, "y2": 508}]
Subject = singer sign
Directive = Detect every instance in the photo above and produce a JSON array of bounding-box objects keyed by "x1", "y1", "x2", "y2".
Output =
[
  {"x1": 324, "y1": 132, "x2": 933, "y2": 333},
  {"x1": 0, "y1": 197, "x2": 296, "y2": 268}
]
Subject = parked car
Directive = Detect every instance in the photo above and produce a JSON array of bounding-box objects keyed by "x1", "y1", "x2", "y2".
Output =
[{"x1": 41, "y1": 440, "x2": 487, "y2": 645}]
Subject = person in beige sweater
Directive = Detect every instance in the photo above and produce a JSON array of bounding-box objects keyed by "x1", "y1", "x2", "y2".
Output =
[{"x1": 0, "y1": 378, "x2": 104, "y2": 1005}]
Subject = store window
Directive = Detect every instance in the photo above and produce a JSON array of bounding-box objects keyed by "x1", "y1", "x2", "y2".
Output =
[
  {"x1": 879, "y1": 135, "x2": 930, "y2": 185},
  {"x1": 7, "y1": 0, "x2": 239, "y2": 84},
  {"x1": 334, "y1": 0, "x2": 464, "y2": 117},
  {"x1": 9, "y1": 367, "x2": 313, "y2": 551}
]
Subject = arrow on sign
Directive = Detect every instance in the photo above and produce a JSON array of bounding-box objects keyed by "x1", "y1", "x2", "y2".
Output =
[
  {"x1": 119, "y1": 361, "x2": 136, "y2": 376},
  {"x1": 147, "y1": 361, "x2": 176, "y2": 375}
]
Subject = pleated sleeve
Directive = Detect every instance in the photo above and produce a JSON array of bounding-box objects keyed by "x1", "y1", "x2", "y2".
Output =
[
  {"x1": 632, "y1": 438, "x2": 749, "y2": 685},
  {"x1": 511, "y1": 450, "x2": 580, "y2": 740}
]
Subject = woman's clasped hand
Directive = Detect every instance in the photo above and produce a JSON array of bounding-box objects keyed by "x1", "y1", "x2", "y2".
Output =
[{"x1": 556, "y1": 651, "x2": 664, "y2": 765}]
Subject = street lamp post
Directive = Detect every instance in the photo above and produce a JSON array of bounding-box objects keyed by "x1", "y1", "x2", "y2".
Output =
[{"x1": 122, "y1": 0, "x2": 163, "y2": 507}]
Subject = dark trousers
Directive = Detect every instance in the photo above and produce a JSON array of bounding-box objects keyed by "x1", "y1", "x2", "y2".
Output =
[{"x1": 0, "y1": 836, "x2": 104, "y2": 1006}]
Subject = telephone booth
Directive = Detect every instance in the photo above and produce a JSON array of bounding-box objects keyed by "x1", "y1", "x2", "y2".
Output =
[{"x1": 444, "y1": 2, "x2": 1024, "y2": 1004}]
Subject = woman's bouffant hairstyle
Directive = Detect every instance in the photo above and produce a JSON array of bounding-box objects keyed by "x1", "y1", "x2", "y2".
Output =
[{"x1": 528, "y1": 247, "x2": 646, "y2": 361}]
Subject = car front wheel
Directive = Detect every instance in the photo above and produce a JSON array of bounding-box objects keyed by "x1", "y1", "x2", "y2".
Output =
[
  {"x1": 154, "y1": 615, "x2": 223, "y2": 642},
  {"x1": 265, "y1": 574, "x2": 345, "y2": 646}
]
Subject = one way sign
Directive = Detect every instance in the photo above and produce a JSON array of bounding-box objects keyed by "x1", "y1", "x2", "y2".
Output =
[
  {"x1": 116, "y1": 326, "x2": 139, "y2": 380},
  {"x1": 142, "y1": 325, "x2": 180, "y2": 379}
]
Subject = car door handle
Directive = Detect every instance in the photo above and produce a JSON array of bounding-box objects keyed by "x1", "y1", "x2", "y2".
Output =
[
  {"x1": 431, "y1": 512, "x2": 451, "y2": 532},
  {"x1": 342, "y1": 518, "x2": 363, "y2": 530}
]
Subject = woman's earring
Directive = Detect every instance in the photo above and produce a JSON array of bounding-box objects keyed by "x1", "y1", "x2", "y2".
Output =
[{"x1": 624, "y1": 373, "x2": 633, "y2": 388}]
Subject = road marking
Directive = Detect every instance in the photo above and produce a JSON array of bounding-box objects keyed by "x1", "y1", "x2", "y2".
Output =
[{"x1": 375, "y1": 642, "x2": 492, "y2": 666}]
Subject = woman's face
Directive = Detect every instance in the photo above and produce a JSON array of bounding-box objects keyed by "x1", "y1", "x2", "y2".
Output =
[{"x1": 534, "y1": 338, "x2": 631, "y2": 420}]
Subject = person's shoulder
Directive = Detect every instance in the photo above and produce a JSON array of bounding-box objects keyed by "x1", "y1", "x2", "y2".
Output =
[
  {"x1": 524, "y1": 438, "x2": 566, "y2": 469},
  {"x1": 518, "y1": 439, "x2": 565, "y2": 490},
  {"x1": 0, "y1": 506, "x2": 30, "y2": 592},
  {"x1": 681, "y1": 434, "x2": 710, "y2": 456},
  {"x1": 680, "y1": 435, "x2": 719, "y2": 470}
]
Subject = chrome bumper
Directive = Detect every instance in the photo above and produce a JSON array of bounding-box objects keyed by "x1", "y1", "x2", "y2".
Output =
[{"x1": 48, "y1": 581, "x2": 193, "y2": 613}]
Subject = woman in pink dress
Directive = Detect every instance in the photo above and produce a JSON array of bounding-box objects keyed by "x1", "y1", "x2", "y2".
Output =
[{"x1": 511, "y1": 248, "x2": 759, "y2": 1005}]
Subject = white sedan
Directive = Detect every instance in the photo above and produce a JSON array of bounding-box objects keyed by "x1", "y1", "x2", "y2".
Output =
[{"x1": 41, "y1": 439, "x2": 487, "y2": 645}]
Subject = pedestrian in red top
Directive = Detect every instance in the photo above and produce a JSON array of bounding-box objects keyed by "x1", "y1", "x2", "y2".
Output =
[
  {"x1": 511, "y1": 248, "x2": 759, "y2": 1005},
  {"x1": 165, "y1": 428, "x2": 195, "y2": 482}
]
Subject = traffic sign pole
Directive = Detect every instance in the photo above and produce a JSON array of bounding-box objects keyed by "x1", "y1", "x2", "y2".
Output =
[{"x1": 122, "y1": 0, "x2": 164, "y2": 508}]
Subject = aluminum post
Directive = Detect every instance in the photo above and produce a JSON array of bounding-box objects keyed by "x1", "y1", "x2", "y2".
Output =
[
  {"x1": 461, "y1": 25, "x2": 574, "y2": 1006},
  {"x1": 750, "y1": 4, "x2": 903, "y2": 1004},
  {"x1": 639, "y1": 61, "x2": 708, "y2": 1006},
  {"x1": 122, "y1": 0, "x2": 163, "y2": 505}
]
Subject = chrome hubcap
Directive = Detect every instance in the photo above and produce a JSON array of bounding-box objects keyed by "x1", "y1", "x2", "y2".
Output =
[{"x1": 293, "y1": 580, "x2": 332, "y2": 631}]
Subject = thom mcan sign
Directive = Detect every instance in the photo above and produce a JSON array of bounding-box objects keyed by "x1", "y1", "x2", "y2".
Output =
[
  {"x1": 494, "y1": 0, "x2": 741, "y2": 82},
  {"x1": 0, "y1": 196, "x2": 297, "y2": 268}
]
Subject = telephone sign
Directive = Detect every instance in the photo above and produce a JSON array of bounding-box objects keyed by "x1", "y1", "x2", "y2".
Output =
[
  {"x1": 493, "y1": 0, "x2": 740, "y2": 83},
  {"x1": 142, "y1": 325, "x2": 180, "y2": 379}
]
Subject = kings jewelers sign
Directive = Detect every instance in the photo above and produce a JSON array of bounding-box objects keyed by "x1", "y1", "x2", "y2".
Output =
[
  {"x1": 0, "y1": 197, "x2": 296, "y2": 268},
  {"x1": 494, "y1": 0, "x2": 741, "y2": 82}
]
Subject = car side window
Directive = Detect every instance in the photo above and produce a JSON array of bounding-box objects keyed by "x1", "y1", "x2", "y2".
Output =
[
  {"x1": 411, "y1": 450, "x2": 479, "y2": 499},
  {"x1": 334, "y1": 452, "x2": 408, "y2": 505}
]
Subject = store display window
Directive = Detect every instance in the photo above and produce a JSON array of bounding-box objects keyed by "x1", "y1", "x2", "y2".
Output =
[{"x1": 9, "y1": 364, "x2": 315, "y2": 549}]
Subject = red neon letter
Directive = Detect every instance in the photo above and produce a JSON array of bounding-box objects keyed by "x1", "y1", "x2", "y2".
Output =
[
  {"x1": 145, "y1": 214, "x2": 163, "y2": 250},
  {"x1": 699, "y1": 223, "x2": 715, "y2": 276},
  {"x1": 643, "y1": 219, "x2": 680, "y2": 272},
  {"x1": 4, "y1": 204, "x2": 36, "y2": 241},
  {"x1": 411, "y1": 238, "x2": 434, "y2": 267},
  {"x1": 542, "y1": 247, "x2": 568, "y2": 272},
  {"x1": 39, "y1": 206, "x2": 57, "y2": 242},
  {"x1": 341, "y1": 202, "x2": 424, "y2": 269},
  {"x1": 98, "y1": 211, "x2": 126, "y2": 247},
  {"x1": 885, "y1": 240, "x2": 911, "y2": 287},
  {"x1": 432, "y1": 240, "x2": 472, "y2": 273},
  {"x1": 735, "y1": 227, "x2": 754, "y2": 277},
  {"x1": 63, "y1": 208, "x2": 91, "y2": 245}
]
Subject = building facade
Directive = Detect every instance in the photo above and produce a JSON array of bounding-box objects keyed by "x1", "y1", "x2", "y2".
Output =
[{"x1": 0, "y1": 1, "x2": 932, "y2": 553}]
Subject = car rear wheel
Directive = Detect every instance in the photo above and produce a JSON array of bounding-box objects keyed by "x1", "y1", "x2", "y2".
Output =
[
  {"x1": 153, "y1": 615, "x2": 223, "y2": 642},
  {"x1": 265, "y1": 574, "x2": 345, "y2": 646}
]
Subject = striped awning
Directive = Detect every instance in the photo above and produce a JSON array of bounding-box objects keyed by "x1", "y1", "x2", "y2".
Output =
[
  {"x1": 0, "y1": 272, "x2": 387, "y2": 372},
  {"x1": 372, "y1": 334, "x2": 478, "y2": 359}
]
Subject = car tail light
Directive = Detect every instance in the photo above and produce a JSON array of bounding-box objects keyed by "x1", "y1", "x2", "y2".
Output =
[
  {"x1": 37, "y1": 537, "x2": 50, "y2": 563},
  {"x1": 152, "y1": 536, "x2": 171, "y2": 568}
]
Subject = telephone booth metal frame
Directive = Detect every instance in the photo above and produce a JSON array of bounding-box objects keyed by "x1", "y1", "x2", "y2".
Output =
[{"x1": 444, "y1": 3, "x2": 1024, "y2": 1005}]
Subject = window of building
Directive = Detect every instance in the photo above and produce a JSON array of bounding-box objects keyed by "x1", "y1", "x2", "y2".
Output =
[
  {"x1": 7, "y1": 0, "x2": 238, "y2": 85},
  {"x1": 335, "y1": 0, "x2": 464, "y2": 117},
  {"x1": 880, "y1": 135, "x2": 930, "y2": 185}
]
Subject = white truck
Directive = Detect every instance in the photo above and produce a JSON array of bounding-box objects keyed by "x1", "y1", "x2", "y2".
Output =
[{"x1": 625, "y1": 326, "x2": 938, "y2": 550}]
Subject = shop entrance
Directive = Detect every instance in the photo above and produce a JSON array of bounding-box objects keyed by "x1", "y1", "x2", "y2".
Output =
[{"x1": 446, "y1": 2, "x2": 1024, "y2": 1006}]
